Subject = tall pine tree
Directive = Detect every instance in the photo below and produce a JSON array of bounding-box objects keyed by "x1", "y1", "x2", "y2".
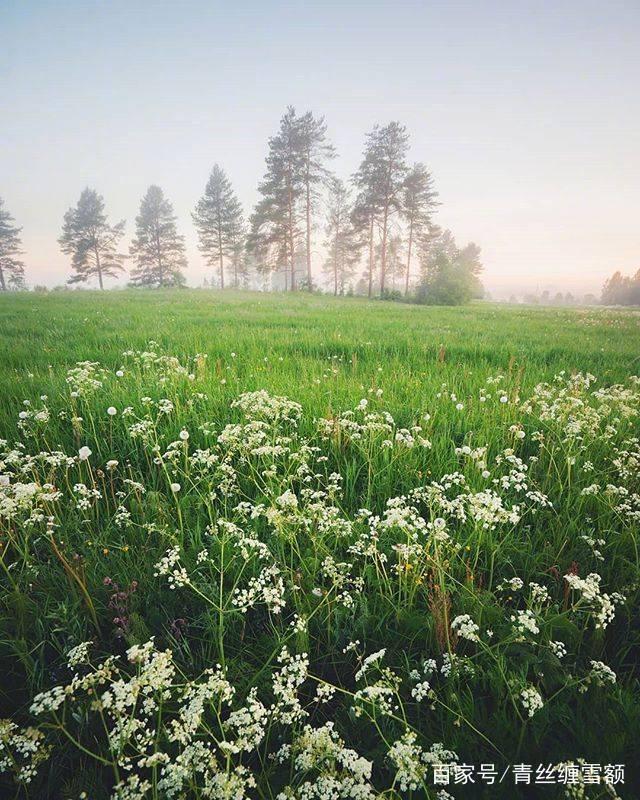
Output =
[
  {"x1": 193, "y1": 165, "x2": 245, "y2": 289},
  {"x1": 322, "y1": 178, "x2": 360, "y2": 296},
  {"x1": 59, "y1": 188, "x2": 125, "y2": 289},
  {"x1": 298, "y1": 111, "x2": 335, "y2": 290},
  {"x1": 354, "y1": 123, "x2": 409, "y2": 295},
  {"x1": 351, "y1": 150, "x2": 382, "y2": 299},
  {"x1": 129, "y1": 186, "x2": 186, "y2": 288},
  {"x1": 402, "y1": 162, "x2": 438, "y2": 295},
  {"x1": 0, "y1": 198, "x2": 25, "y2": 291},
  {"x1": 248, "y1": 107, "x2": 304, "y2": 290}
]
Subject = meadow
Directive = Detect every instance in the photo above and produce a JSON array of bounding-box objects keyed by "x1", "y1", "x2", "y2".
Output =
[{"x1": 0, "y1": 290, "x2": 639, "y2": 799}]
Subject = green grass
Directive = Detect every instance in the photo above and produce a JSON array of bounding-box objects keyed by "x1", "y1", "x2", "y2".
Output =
[{"x1": 0, "y1": 290, "x2": 639, "y2": 799}]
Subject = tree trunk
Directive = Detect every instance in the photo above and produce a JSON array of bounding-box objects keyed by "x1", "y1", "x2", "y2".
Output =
[
  {"x1": 0, "y1": 266, "x2": 5, "y2": 292},
  {"x1": 379, "y1": 201, "x2": 389, "y2": 295},
  {"x1": 404, "y1": 217, "x2": 414, "y2": 296},
  {"x1": 155, "y1": 225, "x2": 164, "y2": 287},
  {"x1": 305, "y1": 165, "x2": 312, "y2": 291},
  {"x1": 288, "y1": 184, "x2": 296, "y2": 292},
  {"x1": 333, "y1": 241, "x2": 339, "y2": 297},
  {"x1": 367, "y1": 214, "x2": 374, "y2": 299},
  {"x1": 217, "y1": 209, "x2": 224, "y2": 290},
  {"x1": 95, "y1": 247, "x2": 104, "y2": 290},
  {"x1": 283, "y1": 234, "x2": 289, "y2": 292}
]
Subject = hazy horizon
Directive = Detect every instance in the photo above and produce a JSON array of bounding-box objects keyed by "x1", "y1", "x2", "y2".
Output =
[{"x1": 2, "y1": 0, "x2": 639, "y2": 296}]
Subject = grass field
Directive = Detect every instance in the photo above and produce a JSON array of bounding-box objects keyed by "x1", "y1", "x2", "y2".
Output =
[{"x1": 0, "y1": 290, "x2": 639, "y2": 799}]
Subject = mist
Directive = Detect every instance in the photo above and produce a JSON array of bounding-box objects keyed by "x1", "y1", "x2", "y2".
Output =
[{"x1": 1, "y1": 1, "x2": 638, "y2": 299}]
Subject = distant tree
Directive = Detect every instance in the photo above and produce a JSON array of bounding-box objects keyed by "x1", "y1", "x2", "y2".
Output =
[
  {"x1": 193, "y1": 165, "x2": 245, "y2": 289},
  {"x1": 59, "y1": 189, "x2": 125, "y2": 289},
  {"x1": 129, "y1": 186, "x2": 186, "y2": 288},
  {"x1": 248, "y1": 107, "x2": 305, "y2": 290},
  {"x1": 416, "y1": 252, "x2": 468, "y2": 305},
  {"x1": 230, "y1": 239, "x2": 251, "y2": 289},
  {"x1": 626, "y1": 270, "x2": 640, "y2": 304},
  {"x1": 354, "y1": 122, "x2": 409, "y2": 295},
  {"x1": 377, "y1": 233, "x2": 404, "y2": 294},
  {"x1": 458, "y1": 243, "x2": 484, "y2": 299},
  {"x1": 583, "y1": 293, "x2": 597, "y2": 305},
  {"x1": 417, "y1": 228, "x2": 483, "y2": 305},
  {"x1": 322, "y1": 177, "x2": 360, "y2": 296},
  {"x1": 0, "y1": 198, "x2": 26, "y2": 292},
  {"x1": 247, "y1": 198, "x2": 290, "y2": 289},
  {"x1": 601, "y1": 269, "x2": 640, "y2": 305},
  {"x1": 402, "y1": 163, "x2": 438, "y2": 295},
  {"x1": 350, "y1": 180, "x2": 380, "y2": 299},
  {"x1": 298, "y1": 111, "x2": 335, "y2": 290},
  {"x1": 7, "y1": 271, "x2": 27, "y2": 291}
]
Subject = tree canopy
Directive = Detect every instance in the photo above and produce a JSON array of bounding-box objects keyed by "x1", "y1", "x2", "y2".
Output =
[
  {"x1": 0, "y1": 198, "x2": 25, "y2": 292},
  {"x1": 59, "y1": 189, "x2": 125, "y2": 289},
  {"x1": 129, "y1": 186, "x2": 187, "y2": 288}
]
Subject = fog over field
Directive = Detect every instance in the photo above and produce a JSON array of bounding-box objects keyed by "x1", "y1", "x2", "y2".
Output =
[{"x1": 2, "y1": 1, "x2": 639, "y2": 297}]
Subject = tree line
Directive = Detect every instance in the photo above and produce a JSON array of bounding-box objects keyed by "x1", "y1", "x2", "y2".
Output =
[
  {"x1": 0, "y1": 107, "x2": 486, "y2": 302},
  {"x1": 601, "y1": 270, "x2": 640, "y2": 306}
]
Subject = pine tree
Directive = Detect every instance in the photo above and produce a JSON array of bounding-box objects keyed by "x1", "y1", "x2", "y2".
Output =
[
  {"x1": 193, "y1": 165, "x2": 245, "y2": 289},
  {"x1": 354, "y1": 123, "x2": 409, "y2": 295},
  {"x1": 248, "y1": 107, "x2": 304, "y2": 290},
  {"x1": 383, "y1": 234, "x2": 404, "y2": 293},
  {"x1": 322, "y1": 178, "x2": 360, "y2": 296},
  {"x1": 0, "y1": 198, "x2": 25, "y2": 292},
  {"x1": 298, "y1": 111, "x2": 335, "y2": 290},
  {"x1": 59, "y1": 189, "x2": 125, "y2": 289},
  {"x1": 402, "y1": 163, "x2": 438, "y2": 295},
  {"x1": 229, "y1": 237, "x2": 250, "y2": 288},
  {"x1": 129, "y1": 186, "x2": 186, "y2": 288},
  {"x1": 350, "y1": 196, "x2": 378, "y2": 299}
]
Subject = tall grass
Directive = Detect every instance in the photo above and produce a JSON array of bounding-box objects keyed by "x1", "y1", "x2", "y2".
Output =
[{"x1": 0, "y1": 290, "x2": 638, "y2": 799}]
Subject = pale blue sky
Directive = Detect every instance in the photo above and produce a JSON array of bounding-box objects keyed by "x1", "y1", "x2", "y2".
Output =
[{"x1": 2, "y1": 0, "x2": 639, "y2": 294}]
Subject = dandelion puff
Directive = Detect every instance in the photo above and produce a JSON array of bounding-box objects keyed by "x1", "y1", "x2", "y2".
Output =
[
  {"x1": 107, "y1": 406, "x2": 117, "y2": 416},
  {"x1": 170, "y1": 482, "x2": 181, "y2": 493},
  {"x1": 78, "y1": 446, "x2": 92, "y2": 461}
]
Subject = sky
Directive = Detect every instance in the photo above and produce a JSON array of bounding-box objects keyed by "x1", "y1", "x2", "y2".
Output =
[{"x1": 1, "y1": 0, "x2": 639, "y2": 296}]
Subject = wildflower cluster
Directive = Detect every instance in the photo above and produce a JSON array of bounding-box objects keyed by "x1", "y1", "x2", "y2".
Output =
[{"x1": 0, "y1": 343, "x2": 637, "y2": 798}]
